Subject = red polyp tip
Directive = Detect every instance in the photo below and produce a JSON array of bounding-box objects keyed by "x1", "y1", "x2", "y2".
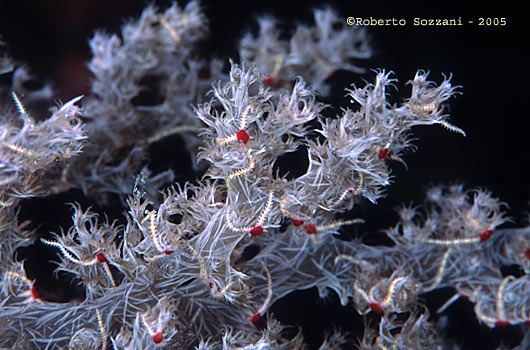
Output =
[
  {"x1": 250, "y1": 312, "x2": 261, "y2": 324},
  {"x1": 96, "y1": 252, "x2": 107, "y2": 263},
  {"x1": 264, "y1": 76, "x2": 274, "y2": 86},
  {"x1": 479, "y1": 229, "x2": 494, "y2": 242},
  {"x1": 250, "y1": 225, "x2": 264, "y2": 236},
  {"x1": 494, "y1": 320, "x2": 512, "y2": 327},
  {"x1": 437, "y1": 104, "x2": 443, "y2": 112},
  {"x1": 197, "y1": 66, "x2": 211, "y2": 80},
  {"x1": 304, "y1": 224, "x2": 317, "y2": 235},
  {"x1": 524, "y1": 248, "x2": 530, "y2": 261},
  {"x1": 236, "y1": 129, "x2": 249, "y2": 144},
  {"x1": 378, "y1": 148, "x2": 389, "y2": 162},
  {"x1": 291, "y1": 219, "x2": 304, "y2": 227},
  {"x1": 152, "y1": 332, "x2": 164, "y2": 344},
  {"x1": 30, "y1": 285, "x2": 39, "y2": 300},
  {"x1": 369, "y1": 302, "x2": 385, "y2": 315},
  {"x1": 163, "y1": 249, "x2": 174, "y2": 255}
]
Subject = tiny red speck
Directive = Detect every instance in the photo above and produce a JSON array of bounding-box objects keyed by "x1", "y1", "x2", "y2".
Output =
[
  {"x1": 30, "y1": 285, "x2": 39, "y2": 300},
  {"x1": 250, "y1": 312, "x2": 261, "y2": 324},
  {"x1": 250, "y1": 225, "x2": 264, "y2": 236},
  {"x1": 264, "y1": 76, "x2": 274, "y2": 86},
  {"x1": 236, "y1": 129, "x2": 249, "y2": 144},
  {"x1": 494, "y1": 320, "x2": 511, "y2": 327},
  {"x1": 304, "y1": 224, "x2": 317, "y2": 235},
  {"x1": 369, "y1": 302, "x2": 385, "y2": 315},
  {"x1": 164, "y1": 249, "x2": 174, "y2": 255},
  {"x1": 378, "y1": 148, "x2": 389, "y2": 162},
  {"x1": 197, "y1": 66, "x2": 211, "y2": 80},
  {"x1": 291, "y1": 219, "x2": 304, "y2": 227},
  {"x1": 153, "y1": 332, "x2": 164, "y2": 344},
  {"x1": 96, "y1": 253, "x2": 107, "y2": 263},
  {"x1": 479, "y1": 229, "x2": 493, "y2": 242},
  {"x1": 524, "y1": 248, "x2": 530, "y2": 260}
]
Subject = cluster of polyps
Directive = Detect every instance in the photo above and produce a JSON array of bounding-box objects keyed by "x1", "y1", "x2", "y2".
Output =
[
  {"x1": 280, "y1": 196, "x2": 364, "y2": 236},
  {"x1": 441, "y1": 276, "x2": 530, "y2": 328},
  {"x1": 351, "y1": 274, "x2": 418, "y2": 315},
  {"x1": 40, "y1": 237, "x2": 116, "y2": 287},
  {"x1": 4, "y1": 269, "x2": 41, "y2": 304},
  {"x1": 216, "y1": 105, "x2": 253, "y2": 146}
]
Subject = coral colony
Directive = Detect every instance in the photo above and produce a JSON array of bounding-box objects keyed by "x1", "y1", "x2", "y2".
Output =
[{"x1": 0, "y1": 2, "x2": 528, "y2": 349}]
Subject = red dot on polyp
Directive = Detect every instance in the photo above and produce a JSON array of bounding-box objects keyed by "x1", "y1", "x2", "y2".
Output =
[
  {"x1": 153, "y1": 332, "x2": 164, "y2": 344},
  {"x1": 236, "y1": 129, "x2": 249, "y2": 144},
  {"x1": 250, "y1": 225, "x2": 264, "y2": 236},
  {"x1": 250, "y1": 312, "x2": 261, "y2": 324}
]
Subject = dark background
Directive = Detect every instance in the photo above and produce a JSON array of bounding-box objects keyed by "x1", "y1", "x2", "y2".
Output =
[{"x1": 1, "y1": 1, "x2": 527, "y2": 349}]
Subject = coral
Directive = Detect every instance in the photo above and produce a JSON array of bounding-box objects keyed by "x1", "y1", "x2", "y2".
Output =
[{"x1": 0, "y1": 2, "x2": 527, "y2": 349}]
